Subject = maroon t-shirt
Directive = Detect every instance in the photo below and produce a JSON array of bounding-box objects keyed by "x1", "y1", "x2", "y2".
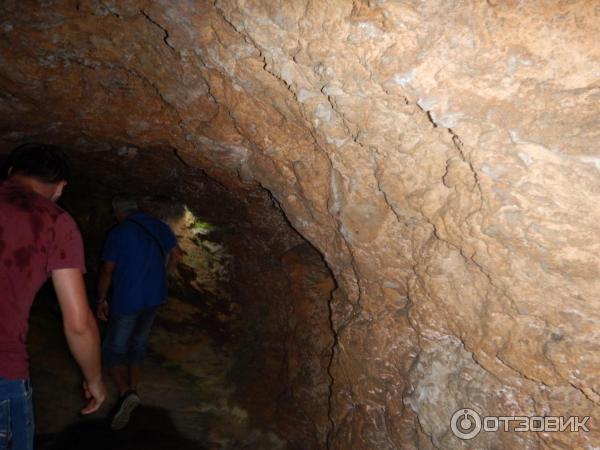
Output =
[{"x1": 0, "y1": 180, "x2": 85, "y2": 379}]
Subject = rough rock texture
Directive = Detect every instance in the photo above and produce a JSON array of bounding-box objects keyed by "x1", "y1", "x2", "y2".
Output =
[{"x1": 1, "y1": 1, "x2": 600, "y2": 448}]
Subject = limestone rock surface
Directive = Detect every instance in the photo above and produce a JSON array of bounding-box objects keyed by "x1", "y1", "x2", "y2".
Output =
[{"x1": 1, "y1": 1, "x2": 600, "y2": 448}]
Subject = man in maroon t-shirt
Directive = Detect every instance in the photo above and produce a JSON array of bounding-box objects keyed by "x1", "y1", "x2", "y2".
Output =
[{"x1": 0, "y1": 144, "x2": 106, "y2": 449}]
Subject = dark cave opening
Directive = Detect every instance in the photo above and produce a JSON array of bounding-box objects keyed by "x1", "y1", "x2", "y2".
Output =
[{"x1": 1, "y1": 142, "x2": 335, "y2": 450}]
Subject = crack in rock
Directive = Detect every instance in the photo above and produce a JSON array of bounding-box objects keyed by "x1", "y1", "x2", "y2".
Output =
[{"x1": 139, "y1": 9, "x2": 177, "y2": 53}]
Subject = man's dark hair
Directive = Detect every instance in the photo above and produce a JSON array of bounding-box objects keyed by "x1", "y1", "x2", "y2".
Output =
[
  {"x1": 112, "y1": 194, "x2": 139, "y2": 216},
  {"x1": 6, "y1": 143, "x2": 70, "y2": 183},
  {"x1": 140, "y1": 194, "x2": 185, "y2": 221}
]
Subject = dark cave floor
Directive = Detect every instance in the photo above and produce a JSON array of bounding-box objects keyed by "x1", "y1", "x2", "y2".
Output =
[{"x1": 28, "y1": 291, "x2": 285, "y2": 450}]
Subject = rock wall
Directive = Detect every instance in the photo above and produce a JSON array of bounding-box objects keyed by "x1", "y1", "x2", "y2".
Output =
[{"x1": 1, "y1": 1, "x2": 600, "y2": 448}]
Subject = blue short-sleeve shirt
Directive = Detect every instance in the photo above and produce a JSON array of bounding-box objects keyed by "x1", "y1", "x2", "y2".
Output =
[{"x1": 102, "y1": 212, "x2": 177, "y2": 314}]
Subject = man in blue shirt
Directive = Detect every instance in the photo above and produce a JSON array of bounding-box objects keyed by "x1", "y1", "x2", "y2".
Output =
[{"x1": 96, "y1": 195, "x2": 180, "y2": 430}]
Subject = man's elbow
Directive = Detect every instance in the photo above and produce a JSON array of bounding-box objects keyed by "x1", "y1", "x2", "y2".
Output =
[
  {"x1": 100, "y1": 260, "x2": 116, "y2": 276},
  {"x1": 64, "y1": 309, "x2": 98, "y2": 336}
]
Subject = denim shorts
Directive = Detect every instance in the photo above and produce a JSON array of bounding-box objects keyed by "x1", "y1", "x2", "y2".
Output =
[
  {"x1": 0, "y1": 377, "x2": 34, "y2": 450},
  {"x1": 102, "y1": 307, "x2": 159, "y2": 368}
]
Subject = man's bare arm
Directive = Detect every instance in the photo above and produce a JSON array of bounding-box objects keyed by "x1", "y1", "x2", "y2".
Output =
[
  {"x1": 166, "y1": 245, "x2": 183, "y2": 274},
  {"x1": 97, "y1": 260, "x2": 115, "y2": 302},
  {"x1": 96, "y1": 261, "x2": 115, "y2": 321},
  {"x1": 52, "y1": 268, "x2": 106, "y2": 414}
]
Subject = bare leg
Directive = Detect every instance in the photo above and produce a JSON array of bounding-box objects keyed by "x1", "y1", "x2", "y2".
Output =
[
  {"x1": 108, "y1": 365, "x2": 130, "y2": 397},
  {"x1": 129, "y1": 364, "x2": 143, "y2": 393}
]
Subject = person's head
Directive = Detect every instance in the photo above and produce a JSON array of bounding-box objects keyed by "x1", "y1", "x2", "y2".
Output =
[
  {"x1": 139, "y1": 194, "x2": 185, "y2": 222},
  {"x1": 5, "y1": 143, "x2": 70, "y2": 202},
  {"x1": 111, "y1": 194, "x2": 138, "y2": 222}
]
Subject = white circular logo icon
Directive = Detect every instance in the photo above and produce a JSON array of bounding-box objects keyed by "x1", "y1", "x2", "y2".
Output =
[{"x1": 451, "y1": 408, "x2": 482, "y2": 440}]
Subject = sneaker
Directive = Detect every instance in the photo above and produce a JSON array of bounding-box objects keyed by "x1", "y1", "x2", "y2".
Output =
[{"x1": 110, "y1": 390, "x2": 141, "y2": 431}]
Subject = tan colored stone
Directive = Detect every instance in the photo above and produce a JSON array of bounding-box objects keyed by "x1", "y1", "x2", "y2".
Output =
[{"x1": 2, "y1": 0, "x2": 600, "y2": 448}]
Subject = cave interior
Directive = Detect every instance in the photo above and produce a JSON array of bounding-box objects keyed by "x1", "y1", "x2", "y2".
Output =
[{"x1": 2, "y1": 1, "x2": 600, "y2": 450}]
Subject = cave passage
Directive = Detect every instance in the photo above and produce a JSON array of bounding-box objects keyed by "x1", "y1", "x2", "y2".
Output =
[
  {"x1": 15, "y1": 145, "x2": 335, "y2": 450},
  {"x1": 3, "y1": 2, "x2": 600, "y2": 449}
]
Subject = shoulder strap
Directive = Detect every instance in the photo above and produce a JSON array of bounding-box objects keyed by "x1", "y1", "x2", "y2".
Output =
[{"x1": 127, "y1": 218, "x2": 166, "y2": 259}]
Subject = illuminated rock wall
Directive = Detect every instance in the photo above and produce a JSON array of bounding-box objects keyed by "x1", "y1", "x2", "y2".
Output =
[{"x1": 1, "y1": 1, "x2": 599, "y2": 448}]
